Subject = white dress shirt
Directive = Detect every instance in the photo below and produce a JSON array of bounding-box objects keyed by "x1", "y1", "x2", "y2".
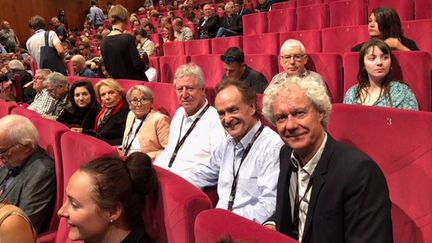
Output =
[{"x1": 154, "y1": 100, "x2": 225, "y2": 178}]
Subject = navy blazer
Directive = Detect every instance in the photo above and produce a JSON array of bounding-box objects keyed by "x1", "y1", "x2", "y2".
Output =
[{"x1": 269, "y1": 135, "x2": 393, "y2": 243}]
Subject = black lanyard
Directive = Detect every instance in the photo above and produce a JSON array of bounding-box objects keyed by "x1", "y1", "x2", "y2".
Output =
[
  {"x1": 123, "y1": 117, "x2": 145, "y2": 155},
  {"x1": 168, "y1": 104, "x2": 210, "y2": 168},
  {"x1": 227, "y1": 124, "x2": 264, "y2": 211},
  {"x1": 291, "y1": 168, "x2": 314, "y2": 240}
]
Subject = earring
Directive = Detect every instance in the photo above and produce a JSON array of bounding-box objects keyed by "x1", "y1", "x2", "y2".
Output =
[{"x1": 109, "y1": 219, "x2": 113, "y2": 223}]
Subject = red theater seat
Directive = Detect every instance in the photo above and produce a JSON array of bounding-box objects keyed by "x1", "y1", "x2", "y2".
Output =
[
  {"x1": 194, "y1": 209, "x2": 299, "y2": 243},
  {"x1": 184, "y1": 39, "x2": 211, "y2": 56},
  {"x1": 415, "y1": 0, "x2": 432, "y2": 19},
  {"x1": 242, "y1": 12, "x2": 267, "y2": 36},
  {"x1": 159, "y1": 55, "x2": 190, "y2": 83},
  {"x1": 279, "y1": 30, "x2": 322, "y2": 52},
  {"x1": 190, "y1": 54, "x2": 225, "y2": 88},
  {"x1": 329, "y1": 104, "x2": 432, "y2": 243},
  {"x1": 10, "y1": 106, "x2": 41, "y2": 119},
  {"x1": 321, "y1": 25, "x2": 369, "y2": 53},
  {"x1": 163, "y1": 41, "x2": 185, "y2": 56},
  {"x1": 296, "y1": 3, "x2": 329, "y2": 30},
  {"x1": 267, "y1": 8, "x2": 296, "y2": 33},
  {"x1": 271, "y1": 1, "x2": 296, "y2": 9},
  {"x1": 211, "y1": 36, "x2": 243, "y2": 54},
  {"x1": 243, "y1": 32, "x2": 279, "y2": 55},
  {"x1": 149, "y1": 56, "x2": 160, "y2": 82},
  {"x1": 343, "y1": 51, "x2": 431, "y2": 111},
  {"x1": 297, "y1": 0, "x2": 323, "y2": 6},
  {"x1": 329, "y1": 0, "x2": 367, "y2": 27},
  {"x1": 245, "y1": 54, "x2": 278, "y2": 82},
  {"x1": 146, "y1": 82, "x2": 179, "y2": 118},
  {"x1": 403, "y1": 19, "x2": 432, "y2": 54},
  {"x1": 368, "y1": 0, "x2": 414, "y2": 21},
  {"x1": 0, "y1": 101, "x2": 17, "y2": 118}
]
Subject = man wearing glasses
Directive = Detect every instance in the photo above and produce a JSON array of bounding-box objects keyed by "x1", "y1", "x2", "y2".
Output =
[
  {"x1": 272, "y1": 39, "x2": 325, "y2": 86},
  {"x1": 0, "y1": 115, "x2": 56, "y2": 234},
  {"x1": 44, "y1": 72, "x2": 70, "y2": 119}
]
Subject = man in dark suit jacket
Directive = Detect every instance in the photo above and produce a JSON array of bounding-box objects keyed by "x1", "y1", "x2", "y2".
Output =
[
  {"x1": 0, "y1": 115, "x2": 56, "y2": 234},
  {"x1": 197, "y1": 4, "x2": 220, "y2": 39},
  {"x1": 262, "y1": 74, "x2": 393, "y2": 243}
]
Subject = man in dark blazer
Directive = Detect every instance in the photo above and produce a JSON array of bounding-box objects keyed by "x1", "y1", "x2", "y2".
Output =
[
  {"x1": 0, "y1": 115, "x2": 56, "y2": 234},
  {"x1": 262, "y1": 74, "x2": 393, "y2": 243},
  {"x1": 197, "y1": 4, "x2": 220, "y2": 39}
]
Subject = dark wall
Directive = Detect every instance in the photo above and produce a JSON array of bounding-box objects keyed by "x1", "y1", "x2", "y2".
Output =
[{"x1": 0, "y1": 0, "x2": 142, "y2": 48}]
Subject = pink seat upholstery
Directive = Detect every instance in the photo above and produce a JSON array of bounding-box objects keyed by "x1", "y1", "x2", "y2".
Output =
[
  {"x1": 149, "y1": 56, "x2": 160, "y2": 82},
  {"x1": 67, "y1": 61, "x2": 75, "y2": 76},
  {"x1": 271, "y1": 1, "x2": 296, "y2": 9},
  {"x1": 245, "y1": 54, "x2": 278, "y2": 82},
  {"x1": 184, "y1": 39, "x2": 211, "y2": 56},
  {"x1": 194, "y1": 208, "x2": 299, "y2": 243},
  {"x1": 368, "y1": 0, "x2": 414, "y2": 21},
  {"x1": 296, "y1": 3, "x2": 329, "y2": 30},
  {"x1": 343, "y1": 51, "x2": 431, "y2": 111},
  {"x1": 66, "y1": 76, "x2": 100, "y2": 86},
  {"x1": 414, "y1": 0, "x2": 432, "y2": 19},
  {"x1": 159, "y1": 55, "x2": 190, "y2": 83},
  {"x1": 211, "y1": 36, "x2": 243, "y2": 54},
  {"x1": 329, "y1": 0, "x2": 367, "y2": 27},
  {"x1": 117, "y1": 79, "x2": 147, "y2": 93},
  {"x1": 149, "y1": 33, "x2": 163, "y2": 55},
  {"x1": 267, "y1": 8, "x2": 296, "y2": 33},
  {"x1": 30, "y1": 116, "x2": 69, "y2": 232},
  {"x1": 155, "y1": 166, "x2": 213, "y2": 243},
  {"x1": 403, "y1": 19, "x2": 432, "y2": 54},
  {"x1": 321, "y1": 25, "x2": 369, "y2": 53},
  {"x1": 297, "y1": 0, "x2": 323, "y2": 6},
  {"x1": 329, "y1": 104, "x2": 432, "y2": 243},
  {"x1": 146, "y1": 82, "x2": 179, "y2": 118},
  {"x1": 242, "y1": 12, "x2": 267, "y2": 36},
  {"x1": 0, "y1": 101, "x2": 17, "y2": 118},
  {"x1": 163, "y1": 41, "x2": 185, "y2": 56},
  {"x1": 10, "y1": 106, "x2": 41, "y2": 119},
  {"x1": 279, "y1": 30, "x2": 322, "y2": 52},
  {"x1": 243, "y1": 32, "x2": 279, "y2": 55},
  {"x1": 190, "y1": 54, "x2": 225, "y2": 88}
]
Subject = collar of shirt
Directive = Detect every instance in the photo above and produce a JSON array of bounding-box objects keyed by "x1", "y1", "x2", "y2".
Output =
[
  {"x1": 182, "y1": 98, "x2": 209, "y2": 123},
  {"x1": 228, "y1": 120, "x2": 261, "y2": 149},
  {"x1": 290, "y1": 132, "x2": 328, "y2": 176}
]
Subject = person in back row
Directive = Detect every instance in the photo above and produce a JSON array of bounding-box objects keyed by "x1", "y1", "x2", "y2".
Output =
[
  {"x1": 154, "y1": 63, "x2": 225, "y2": 178},
  {"x1": 197, "y1": 4, "x2": 220, "y2": 39},
  {"x1": 351, "y1": 7, "x2": 419, "y2": 52}
]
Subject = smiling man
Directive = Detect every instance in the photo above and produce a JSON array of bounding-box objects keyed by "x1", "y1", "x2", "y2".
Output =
[
  {"x1": 185, "y1": 79, "x2": 283, "y2": 223},
  {"x1": 154, "y1": 63, "x2": 225, "y2": 178},
  {"x1": 262, "y1": 75, "x2": 393, "y2": 243}
]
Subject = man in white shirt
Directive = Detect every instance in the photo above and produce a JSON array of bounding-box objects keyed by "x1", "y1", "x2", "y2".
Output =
[
  {"x1": 185, "y1": 79, "x2": 283, "y2": 223},
  {"x1": 154, "y1": 63, "x2": 225, "y2": 177},
  {"x1": 173, "y1": 17, "x2": 194, "y2": 41}
]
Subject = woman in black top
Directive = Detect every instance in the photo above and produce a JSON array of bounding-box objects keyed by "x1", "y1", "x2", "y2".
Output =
[
  {"x1": 352, "y1": 7, "x2": 419, "y2": 52},
  {"x1": 101, "y1": 4, "x2": 148, "y2": 81},
  {"x1": 57, "y1": 80, "x2": 101, "y2": 132}
]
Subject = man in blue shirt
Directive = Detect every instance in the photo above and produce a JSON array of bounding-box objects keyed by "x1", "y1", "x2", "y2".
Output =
[
  {"x1": 71, "y1": 55, "x2": 96, "y2": 78},
  {"x1": 88, "y1": 0, "x2": 105, "y2": 29},
  {"x1": 185, "y1": 79, "x2": 283, "y2": 223}
]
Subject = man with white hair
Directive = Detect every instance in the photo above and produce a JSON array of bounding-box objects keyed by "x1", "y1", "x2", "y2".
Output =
[
  {"x1": 44, "y1": 72, "x2": 70, "y2": 119},
  {"x1": 28, "y1": 69, "x2": 56, "y2": 114},
  {"x1": 173, "y1": 17, "x2": 194, "y2": 41},
  {"x1": 0, "y1": 114, "x2": 56, "y2": 233}
]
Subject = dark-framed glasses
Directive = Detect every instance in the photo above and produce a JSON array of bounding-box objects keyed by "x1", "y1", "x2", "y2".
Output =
[
  {"x1": 279, "y1": 54, "x2": 306, "y2": 62},
  {"x1": 130, "y1": 98, "x2": 151, "y2": 105}
]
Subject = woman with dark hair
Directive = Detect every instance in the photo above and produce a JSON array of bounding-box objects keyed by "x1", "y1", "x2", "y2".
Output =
[
  {"x1": 352, "y1": 7, "x2": 419, "y2": 51},
  {"x1": 344, "y1": 39, "x2": 419, "y2": 110},
  {"x1": 101, "y1": 4, "x2": 149, "y2": 81},
  {"x1": 57, "y1": 10, "x2": 69, "y2": 29},
  {"x1": 57, "y1": 80, "x2": 101, "y2": 132},
  {"x1": 58, "y1": 152, "x2": 158, "y2": 243},
  {"x1": 136, "y1": 29, "x2": 156, "y2": 57}
]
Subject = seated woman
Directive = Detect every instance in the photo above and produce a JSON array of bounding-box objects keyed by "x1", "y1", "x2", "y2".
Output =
[
  {"x1": 57, "y1": 80, "x2": 101, "y2": 133},
  {"x1": 90, "y1": 78, "x2": 129, "y2": 145},
  {"x1": 0, "y1": 201, "x2": 37, "y2": 243},
  {"x1": 58, "y1": 152, "x2": 158, "y2": 243},
  {"x1": 136, "y1": 29, "x2": 156, "y2": 57},
  {"x1": 344, "y1": 39, "x2": 419, "y2": 110},
  {"x1": 352, "y1": 7, "x2": 419, "y2": 51},
  {"x1": 121, "y1": 85, "x2": 170, "y2": 160}
]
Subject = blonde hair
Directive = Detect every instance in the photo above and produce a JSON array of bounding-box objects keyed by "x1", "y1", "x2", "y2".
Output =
[
  {"x1": 95, "y1": 79, "x2": 125, "y2": 99},
  {"x1": 109, "y1": 4, "x2": 130, "y2": 24}
]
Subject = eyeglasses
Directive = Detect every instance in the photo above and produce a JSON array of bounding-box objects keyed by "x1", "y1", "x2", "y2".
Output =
[
  {"x1": 130, "y1": 98, "x2": 151, "y2": 105},
  {"x1": 279, "y1": 54, "x2": 306, "y2": 62},
  {"x1": 221, "y1": 55, "x2": 242, "y2": 63},
  {"x1": 0, "y1": 145, "x2": 16, "y2": 159}
]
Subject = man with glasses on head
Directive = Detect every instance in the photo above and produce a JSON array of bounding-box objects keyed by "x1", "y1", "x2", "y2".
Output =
[
  {"x1": 0, "y1": 115, "x2": 56, "y2": 234},
  {"x1": 221, "y1": 47, "x2": 268, "y2": 93},
  {"x1": 272, "y1": 39, "x2": 325, "y2": 86},
  {"x1": 44, "y1": 72, "x2": 70, "y2": 119},
  {"x1": 28, "y1": 69, "x2": 56, "y2": 115},
  {"x1": 154, "y1": 63, "x2": 225, "y2": 178}
]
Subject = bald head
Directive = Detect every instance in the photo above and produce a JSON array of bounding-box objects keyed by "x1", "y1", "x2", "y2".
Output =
[{"x1": 71, "y1": 54, "x2": 86, "y2": 72}]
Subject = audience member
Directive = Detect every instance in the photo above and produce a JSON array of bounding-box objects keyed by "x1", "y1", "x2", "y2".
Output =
[
  {"x1": 78, "y1": 42, "x2": 95, "y2": 61},
  {"x1": 28, "y1": 69, "x2": 56, "y2": 114},
  {"x1": 221, "y1": 47, "x2": 268, "y2": 93},
  {"x1": 57, "y1": 80, "x2": 101, "y2": 132},
  {"x1": 101, "y1": 4, "x2": 149, "y2": 81},
  {"x1": 88, "y1": 0, "x2": 105, "y2": 29},
  {"x1": 262, "y1": 75, "x2": 393, "y2": 242},
  {"x1": 50, "y1": 17, "x2": 67, "y2": 41},
  {"x1": 26, "y1": 16, "x2": 66, "y2": 75},
  {"x1": 185, "y1": 80, "x2": 283, "y2": 223},
  {"x1": 234, "y1": 0, "x2": 253, "y2": 16},
  {"x1": 70, "y1": 54, "x2": 97, "y2": 78},
  {"x1": 57, "y1": 9, "x2": 69, "y2": 29},
  {"x1": 0, "y1": 202, "x2": 37, "y2": 243},
  {"x1": 344, "y1": 39, "x2": 419, "y2": 110},
  {"x1": 215, "y1": 1, "x2": 243, "y2": 37},
  {"x1": 121, "y1": 85, "x2": 170, "y2": 160},
  {"x1": 0, "y1": 115, "x2": 56, "y2": 233},
  {"x1": 0, "y1": 20, "x2": 19, "y2": 53},
  {"x1": 91, "y1": 78, "x2": 129, "y2": 146},
  {"x1": 161, "y1": 24, "x2": 175, "y2": 43},
  {"x1": 44, "y1": 72, "x2": 70, "y2": 119},
  {"x1": 58, "y1": 153, "x2": 158, "y2": 243},
  {"x1": 173, "y1": 17, "x2": 194, "y2": 41},
  {"x1": 136, "y1": 29, "x2": 156, "y2": 57},
  {"x1": 255, "y1": 0, "x2": 271, "y2": 12},
  {"x1": 352, "y1": 7, "x2": 419, "y2": 52},
  {"x1": 143, "y1": 22, "x2": 156, "y2": 34},
  {"x1": 154, "y1": 63, "x2": 225, "y2": 177},
  {"x1": 197, "y1": 4, "x2": 220, "y2": 39},
  {"x1": 0, "y1": 60, "x2": 33, "y2": 103},
  {"x1": 271, "y1": 39, "x2": 325, "y2": 85}
]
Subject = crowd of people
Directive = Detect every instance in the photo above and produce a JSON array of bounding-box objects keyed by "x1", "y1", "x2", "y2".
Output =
[{"x1": 0, "y1": 0, "x2": 426, "y2": 242}]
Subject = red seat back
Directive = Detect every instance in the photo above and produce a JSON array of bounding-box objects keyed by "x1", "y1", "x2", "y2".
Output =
[
  {"x1": 242, "y1": 12, "x2": 268, "y2": 36},
  {"x1": 329, "y1": 0, "x2": 367, "y2": 27},
  {"x1": 163, "y1": 41, "x2": 185, "y2": 56},
  {"x1": 190, "y1": 54, "x2": 225, "y2": 88},
  {"x1": 243, "y1": 32, "x2": 279, "y2": 55},
  {"x1": 184, "y1": 39, "x2": 211, "y2": 56},
  {"x1": 321, "y1": 25, "x2": 369, "y2": 53},
  {"x1": 279, "y1": 30, "x2": 322, "y2": 52},
  {"x1": 368, "y1": 0, "x2": 414, "y2": 21},
  {"x1": 211, "y1": 36, "x2": 243, "y2": 54},
  {"x1": 159, "y1": 55, "x2": 190, "y2": 83},
  {"x1": 245, "y1": 54, "x2": 277, "y2": 82},
  {"x1": 296, "y1": 3, "x2": 329, "y2": 30},
  {"x1": 267, "y1": 8, "x2": 296, "y2": 33}
]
